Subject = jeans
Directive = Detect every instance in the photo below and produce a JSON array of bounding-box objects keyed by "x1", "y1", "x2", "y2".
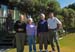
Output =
[{"x1": 27, "y1": 35, "x2": 36, "y2": 52}]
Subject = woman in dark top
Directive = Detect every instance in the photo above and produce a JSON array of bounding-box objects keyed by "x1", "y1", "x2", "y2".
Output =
[
  {"x1": 14, "y1": 14, "x2": 26, "y2": 52},
  {"x1": 37, "y1": 13, "x2": 48, "y2": 52}
]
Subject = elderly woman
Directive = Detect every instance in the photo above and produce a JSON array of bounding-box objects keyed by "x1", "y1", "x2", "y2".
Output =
[
  {"x1": 26, "y1": 18, "x2": 37, "y2": 52},
  {"x1": 37, "y1": 13, "x2": 48, "y2": 52}
]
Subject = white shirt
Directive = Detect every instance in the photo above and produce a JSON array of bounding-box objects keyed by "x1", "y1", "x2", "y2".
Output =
[{"x1": 47, "y1": 17, "x2": 61, "y2": 29}]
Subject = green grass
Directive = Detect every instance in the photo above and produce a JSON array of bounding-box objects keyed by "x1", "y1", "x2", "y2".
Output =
[{"x1": 6, "y1": 33, "x2": 75, "y2": 52}]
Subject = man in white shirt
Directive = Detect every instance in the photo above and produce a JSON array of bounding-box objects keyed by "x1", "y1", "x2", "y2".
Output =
[{"x1": 47, "y1": 12, "x2": 62, "y2": 52}]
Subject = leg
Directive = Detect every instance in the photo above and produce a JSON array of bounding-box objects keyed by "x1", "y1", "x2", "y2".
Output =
[
  {"x1": 28, "y1": 36, "x2": 32, "y2": 52},
  {"x1": 39, "y1": 33, "x2": 43, "y2": 50},
  {"x1": 43, "y1": 32, "x2": 48, "y2": 50},
  {"x1": 32, "y1": 36, "x2": 36, "y2": 52},
  {"x1": 49, "y1": 31, "x2": 55, "y2": 51},
  {"x1": 43, "y1": 32, "x2": 48, "y2": 52},
  {"x1": 54, "y1": 32, "x2": 60, "y2": 52},
  {"x1": 15, "y1": 33, "x2": 22, "y2": 52},
  {"x1": 21, "y1": 33, "x2": 25, "y2": 52}
]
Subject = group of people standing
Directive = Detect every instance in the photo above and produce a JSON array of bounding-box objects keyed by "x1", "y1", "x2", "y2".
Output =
[{"x1": 14, "y1": 12, "x2": 62, "y2": 52}]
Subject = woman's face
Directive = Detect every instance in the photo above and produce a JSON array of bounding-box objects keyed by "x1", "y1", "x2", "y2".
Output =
[{"x1": 28, "y1": 20, "x2": 33, "y2": 24}]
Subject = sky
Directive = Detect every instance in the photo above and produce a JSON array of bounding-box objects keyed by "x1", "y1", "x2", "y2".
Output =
[{"x1": 57, "y1": 0, "x2": 75, "y2": 8}]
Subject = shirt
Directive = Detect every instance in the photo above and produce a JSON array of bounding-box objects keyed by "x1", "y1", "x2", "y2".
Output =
[
  {"x1": 26, "y1": 23, "x2": 37, "y2": 36},
  {"x1": 37, "y1": 20, "x2": 48, "y2": 33},
  {"x1": 47, "y1": 17, "x2": 61, "y2": 29},
  {"x1": 14, "y1": 20, "x2": 26, "y2": 33}
]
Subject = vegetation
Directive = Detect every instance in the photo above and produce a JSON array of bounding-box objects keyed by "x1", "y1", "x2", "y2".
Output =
[
  {"x1": 1, "y1": 0, "x2": 75, "y2": 29},
  {"x1": 6, "y1": 33, "x2": 75, "y2": 52},
  {"x1": 15, "y1": 0, "x2": 75, "y2": 29}
]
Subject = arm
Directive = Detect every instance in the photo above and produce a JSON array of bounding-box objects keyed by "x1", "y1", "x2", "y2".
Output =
[
  {"x1": 46, "y1": 21, "x2": 48, "y2": 31},
  {"x1": 14, "y1": 21, "x2": 18, "y2": 31},
  {"x1": 34, "y1": 25, "x2": 37, "y2": 35},
  {"x1": 56, "y1": 18, "x2": 62, "y2": 30},
  {"x1": 47, "y1": 19, "x2": 50, "y2": 30},
  {"x1": 37, "y1": 22, "x2": 40, "y2": 34}
]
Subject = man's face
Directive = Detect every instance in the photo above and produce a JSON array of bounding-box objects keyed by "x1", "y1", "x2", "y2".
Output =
[
  {"x1": 20, "y1": 15, "x2": 25, "y2": 21},
  {"x1": 49, "y1": 13, "x2": 54, "y2": 18},
  {"x1": 40, "y1": 14, "x2": 45, "y2": 20},
  {"x1": 40, "y1": 15, "x2": 45, "y2": 20}
]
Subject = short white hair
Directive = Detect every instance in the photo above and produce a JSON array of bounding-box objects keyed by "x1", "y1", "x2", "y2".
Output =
[
  {"x1": 40, "y1": 13, "x2": 45, "y2": 18},
  {"x1": 28, "y1": 18, "x2": 33, "y2": 22}
]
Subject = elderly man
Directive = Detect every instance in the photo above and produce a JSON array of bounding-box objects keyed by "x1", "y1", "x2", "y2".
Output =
[
  {"x1": 14, "y1": 14, "x2": 26, "y2": 52},
  {"x1": 47, "y1": 12, "x2": 62, "y2": 52},
  {"x1": 37, "y1": 13, "x2": 48, "y2": 52}
]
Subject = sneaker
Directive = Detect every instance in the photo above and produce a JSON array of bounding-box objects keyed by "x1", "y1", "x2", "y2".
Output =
[
  {"x1": 45, "y1": 50, "x2": 48, "y2": 52},
  {"x1": 40, "y1": 50, "x2": 42, "y2": 52}
]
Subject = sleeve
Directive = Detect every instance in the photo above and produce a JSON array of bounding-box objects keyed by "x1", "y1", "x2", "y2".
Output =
[
  {"x1": 46, "y1": 21, "x2": 48, "y2": 31},
  {"x1": 37, "y1": 21, "x2": 40, "y2": 33},
  {"x1": 26, "y1": 25, "x2": 27, "y2": 33},
  {"x1": 47, "y1": 19, "x2": 50, "y2": 29},
  {"x1": 56, "y1": 18, "x2": 62, "y2": 24},
  {"x1": 34, "y1": 25, "x2": 37, "y2": 35},
  {"x1": 55, "y1": 18, "x2": 62, "y2": 29},
  {"x1": 14, "y1": 21, "x2": 18, "y2": 31},
  {"x1": 23, "y1": 23, "x2": 26, "y2": 33}
]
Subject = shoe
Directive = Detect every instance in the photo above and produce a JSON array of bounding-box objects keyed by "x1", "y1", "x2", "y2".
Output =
[
  {"x1": 29, "y1": 51, "x2": 32, "y2": 52},
  {"x1": 45, "y1": 50, "x2": 48, "y2": 52},
  {"x1": 40, "y1": 50, "x2": 42, "y2": 52},
  {"x1": 34, "y1": 50, "x2": 36, "y2": 52},
  {"x1": 51, "y1": 50, "x2": 55, "y2": 52}
]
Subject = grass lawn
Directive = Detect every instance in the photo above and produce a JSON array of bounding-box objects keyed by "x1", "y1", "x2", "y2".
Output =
[{"x1": 6, "y1": 33, "x2": 75, "y2": 52}]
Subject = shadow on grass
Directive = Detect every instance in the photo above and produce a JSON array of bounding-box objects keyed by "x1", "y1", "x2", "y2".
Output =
[{"x1": 37, "y1": 51, "x2": 51, "y2": 52}]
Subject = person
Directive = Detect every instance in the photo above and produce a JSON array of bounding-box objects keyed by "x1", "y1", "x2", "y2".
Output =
[
  {"x1": 5, "y1": 10, "x2": 14, "y2": 31},
  {"x1": 26, "y1": 18, "x2": 36, "y2": 52},
  {"x1": 37, "y1": 13, "x2": 48, "y2": 52},
  {"x1": 47, "y1": 12, "x2": 62, "y2": 52},
  {"x1": 14, "y1": 14, "x2": 26, "y2": 52}
]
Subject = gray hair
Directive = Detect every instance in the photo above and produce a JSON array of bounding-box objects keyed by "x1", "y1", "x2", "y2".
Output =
[
  {"x1": 27, "y1": 18, "x2": 33, "y2": 22},
  {"x1": 40, "y1": 13, "x2": 45, "y2": 18}
]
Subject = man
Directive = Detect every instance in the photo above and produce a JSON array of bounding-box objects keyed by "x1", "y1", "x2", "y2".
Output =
[
  {"x1": 47, "y1": 12, "x2": 62, "y2": 52},
  {"x1": 37, "y1": 13, "x2": 48, "y2": 52},
  {"x1": 14, "y1": 14, "x2": 26, "y2": 52}
]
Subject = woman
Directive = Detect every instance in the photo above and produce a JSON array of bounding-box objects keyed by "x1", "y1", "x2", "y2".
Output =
[{"x1": 26, "y1": 18, "x2": 36, "y2": 52}]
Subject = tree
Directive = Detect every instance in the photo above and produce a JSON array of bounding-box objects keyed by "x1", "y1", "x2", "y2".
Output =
[
  {"x1": 62, "y1": 8, "x2": 75, "y2": 29},
  {"x1": 47, "y1": 0, "x2": 61, "y2": 14},
  {"x1": 67, "y1": 3, "x2": 75, "y2": 10}
]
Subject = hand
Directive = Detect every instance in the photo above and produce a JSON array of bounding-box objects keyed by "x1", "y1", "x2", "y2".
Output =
[{"x1": 18, "y1": 28, "x2": 23, "y2": 31}]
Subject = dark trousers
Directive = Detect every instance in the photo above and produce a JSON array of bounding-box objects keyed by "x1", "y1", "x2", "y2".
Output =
[
  {"x1": 15, "y1": 33, "x2": 25, "y2": 52},
  {"x1": 39, "y1": 32, "x2": 48, "y2": 50},
  {"x1": 48, "y1": 30, "x2": 60, "y2": 52}
]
